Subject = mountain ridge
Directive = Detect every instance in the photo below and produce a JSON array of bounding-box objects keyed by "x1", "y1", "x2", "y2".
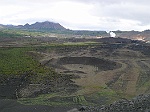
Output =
[
  {"x1": 17, "y1": 21, "x2": 66, "y2": 31},
  {"x1": 0, "y1": 21, "x2": 66, "y2": 31}
]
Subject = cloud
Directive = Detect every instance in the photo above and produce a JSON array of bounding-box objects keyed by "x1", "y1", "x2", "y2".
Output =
[
  {"x1": 91, "y1": 0, "x2": 150, "y2": 24},
  {"x1": 0, "y1": 0, "x2": 150, "y2": 31}
]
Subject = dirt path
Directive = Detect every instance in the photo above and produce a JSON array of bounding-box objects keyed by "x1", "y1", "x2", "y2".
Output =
[
  {"x1": 73, "y1": 61, "x2": 127, "y2": 95},
  {"x1": 125, "y1": 60, "x2": 140, "y2": 95},
  {"x1": 72, "y1": 58, "x2": 147, "y2": 98}
]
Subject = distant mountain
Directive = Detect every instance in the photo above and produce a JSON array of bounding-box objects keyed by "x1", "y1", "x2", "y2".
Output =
[
  {"x1": 17, "y1": 21, "x2": 66, "y2": 31},
  {"x1": 0, "y1": 21, "x2": 66, "y2": 31},
  {"x1": 0, "y1": 21, "x2": 150, "y2": 42}
]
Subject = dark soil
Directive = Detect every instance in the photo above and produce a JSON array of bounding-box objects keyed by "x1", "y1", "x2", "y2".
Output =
[
  {"x1": 0, "y1": 73, "x2": 80, "y2": 99},
  {"x1": 49, "y1": 57, "x2": 121, "y2": 71},
  {"x1": 0, "y1": 99, "x2": 77, "y2": 112}
]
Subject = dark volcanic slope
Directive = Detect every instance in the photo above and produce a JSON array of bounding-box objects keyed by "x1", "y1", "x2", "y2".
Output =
[{"x1": 57, "y1": 57, "x2": 121, "y2": 71}]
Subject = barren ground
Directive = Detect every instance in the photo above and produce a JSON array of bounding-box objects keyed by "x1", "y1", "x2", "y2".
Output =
[{"x1": 38, "y1": 45, "x2": 150, "y2": 100}]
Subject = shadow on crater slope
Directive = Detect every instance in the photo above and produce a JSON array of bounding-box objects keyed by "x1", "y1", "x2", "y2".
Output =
[{"x1": 48, "y1": 57, "x2": 121, "y2": 72}]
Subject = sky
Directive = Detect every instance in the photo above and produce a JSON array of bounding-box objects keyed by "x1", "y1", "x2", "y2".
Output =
[{"x1": 0, "y1": 0, "x2": 150, "y2": 31}]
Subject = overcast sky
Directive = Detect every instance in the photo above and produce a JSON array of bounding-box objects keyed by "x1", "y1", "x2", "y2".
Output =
[{"x1": 0, "y1": 0, "x2": 150, "y2": 31}]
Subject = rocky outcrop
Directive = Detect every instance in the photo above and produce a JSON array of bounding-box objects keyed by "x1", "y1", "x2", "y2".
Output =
[{"x1": 79, "y1": 94, "x2": 150, "y2": 112}]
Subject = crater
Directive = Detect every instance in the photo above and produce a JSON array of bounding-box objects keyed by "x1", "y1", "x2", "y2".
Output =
[{"x1": 47, "y1": 57, "x2": 121, "y2": 75}]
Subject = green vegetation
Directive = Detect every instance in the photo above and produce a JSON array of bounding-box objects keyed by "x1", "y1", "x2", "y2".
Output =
[
  {"x1": 0, "y1": 29, "x2": 44, "y2": 38},
  {"x1": 63, "y1": 42, "x2": 100, "y2": 46},
  {"x1": 0, "y1": 47, "x2": 61, "y2": 84},
  {"x1": 137, "y1": 71, "x2": 150, "y2": 87},
  {"x1": 98, "y1": 89, "x2": 116, "y2": 97},
  {"x1": 18, "y1": 93, "x2": 58, "y2": 105},
  {"x1": 0, "y1": 29, "x2": 22, "y2": 38},
  {"x1": 137, "y1": 70, "x2": 150, "y2": 92},
  {"x1": 18, "y1": 93, "x2": 75, "y2": 106},
  {"x1": 97, "y1": 88, "x2": 119, "y2": 103},
  {"x1": 73, "y1": 95, "x2": 88, "y2": 105},
  {"x1": 0, "y1": 47, "x2": 38, "y2": 75},
  {"x1": 0, "y1": 28, "x2": 53, "y2": 38},
  {"x1": 39, "y1": 42, "x2": 101, "y2": 49},
  {"x1": 19, "y1": 94, "x2": 90, "y2": 106}
]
